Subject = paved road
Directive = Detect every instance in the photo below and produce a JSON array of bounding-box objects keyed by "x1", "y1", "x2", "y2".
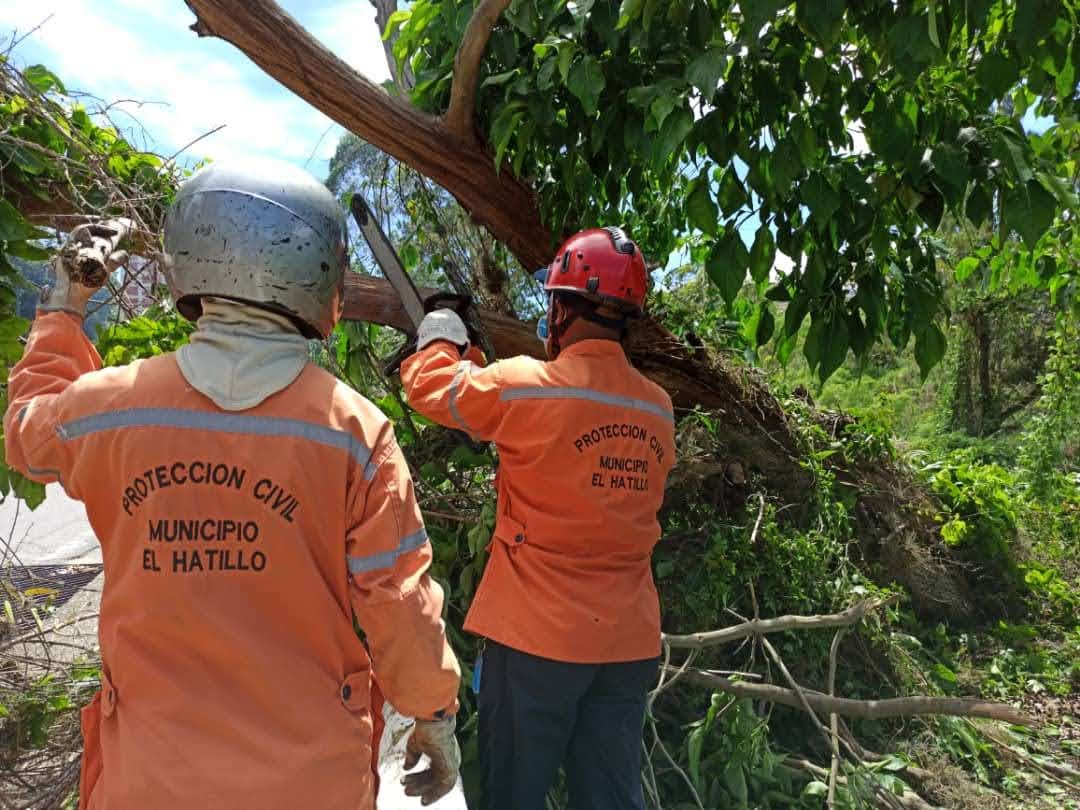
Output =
[{"x1": 0, "y1": 484, "x2": 101, "y2": 566}]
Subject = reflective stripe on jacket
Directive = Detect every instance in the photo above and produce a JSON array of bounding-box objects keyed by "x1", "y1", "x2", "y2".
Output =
[
  {"x1": 402, "y1": 339, "x2": 676, "y2": 664},
  {"x1": 4, "y1": 312, "x2": 460, "y2": 810}
]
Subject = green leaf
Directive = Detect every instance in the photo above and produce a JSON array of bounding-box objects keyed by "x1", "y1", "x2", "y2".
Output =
[
  {"x1": 558, "y1": 42, "x2": 579, "y2": 83},
  {"x1": 801, "y1": 172, "x2": 841, "y2": 222},
  {"x1": 964, "y1": 185, "x2": 992, "y2": 227},
  {"x1": 975, "y1": 53, "x2": 1019, "y2": 101},
  {"x1": 717, "y1": 169, "x2": 749, "y2": 217},
  {"x1": 994, "y1": 130, "x2": 1034, "y2": 184},
  {"x1": 930, "y1": 143, "x2": 970, "y2": 207},
  {"x1": 10, "y1": 472, "x2": 46, "y2": 510},
  {"x1": 803, "y1": 252, "x2": 826, "y2": 294},
  {"x1": 914, "y1": 322, "x2": 946, "y2": 380},
  {"x1": 927, "y1": 2, "x2": 941, "y2": 49},
  {"x1": 784, "y1": 293, "x2": 809, "y2": 336},
  {"x1": 699, "y1": 110, "x2": 732, "y2": 166},
  {"x1": 489, "y1": 101, "x2": 526, "y2": 168},
  {"x1": 23, "y1": 65, "x2": 66, "y2": 94},
  {"x1": 617, "y1": 0, "x2": 646, "y2": 29},
  {"x1": 749, "y1": 226, "x2": 776, "y2": 283},
  {"x1": 755, "y1": 304, "x2": 775, "y2": 346},
  {"x1": 1012, "y1": 0, "x2": 1058, "y2": 58},
  {"x1": 803, "y1": 781, "x2": 829, "y2": 797},
  {"x1": 652, "y1": 108, "x2": 694, "y2": 167},
  {"x1": 1004, "y1": 179, "x2": 1057, "y2": 249},
  {"x1": 481, "y1": 69, "x2": 520, "y2": 89},
  {"x1": 6, "y1": 240, "x2": 52, "y2": 261},
  {"x1": 0, "y1": 199, "x2": 34, "y2": 242},
  {"x1": 770, "y1": 137, "x2": 802, "y2": 193},
  {"x1": 686, "y1": 48, "x2": 727, "y2": 99},
  {"x1": 817, "y1": 310, "x2": 849, "y2": 382},
  {"x1": 932, "y1": 663, "x2": 958, "y2": 684},
  {"x1": 954, "y1": 256, "x2": 981, "y2": 283},
  {"x1": 743, "y1": 0, "x2": 788, "y2": 34},
  {"x1": 797, "y1": 0, "x2": 845, "y2": 49},
  {"x1": 707, "y1": 232, "x2": 750, "y2": 304},
  {"x1": 567, "y1": 55, "x2": 605, "y2": 117},
  {"x1": 686, "y1": 174, "x2": 719, "y2": 236},
  {"x1": 864, "y1": 96, "x2": 916, "y2": 165}
]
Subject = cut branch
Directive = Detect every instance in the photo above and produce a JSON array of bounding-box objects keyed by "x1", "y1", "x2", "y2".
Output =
[
  {"x1": 674, "y1": 669, "x2": 1029, "y2": 725},
  {"x1": 663, "y1": 597, "x2": 897, "y2": 650},
  {"x1": 444, "y1": 0, "x2": 512, "y2": 139}
]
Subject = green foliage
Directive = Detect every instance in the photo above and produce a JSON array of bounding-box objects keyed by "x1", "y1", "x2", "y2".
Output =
[
  {"x1": 0, "y1": 58, "x2": 179, "y2": 509},
  {"x1": 0, "y1": 663, "x2": 97, "y2": 762},
  {"x1": 1019, "y1": 316, "x2": 1080, "y2": 496},
  {"x1": 95, "y1": 308, "x2": 194, "y2": 367},
  {"x1": 389, "y1": 0, "x2": 1078, "y2": 380},
  {"x1": 924, "y1": 453, "x2": 1019, "y2": 576}
]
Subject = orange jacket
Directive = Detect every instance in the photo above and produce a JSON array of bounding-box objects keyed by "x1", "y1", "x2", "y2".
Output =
[
  {"x1": 402, "y1": 339, "x2": 675, "y2": 664},
  {"x1": 4, "y1": 312, "x2": 460, "y2": 810}
]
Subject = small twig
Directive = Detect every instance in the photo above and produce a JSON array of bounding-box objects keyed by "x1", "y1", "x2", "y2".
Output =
[
  {"x1": 0, "y1": 612, "x2": 100, "y2": 653},
  {"x1": 827, "y1": 628, "x2": 847, "y2": 808},
  {"x1": 664, "y1": 595, "x2": 899, "y2": 650},
  {"x1": 165, "y1": 123, "x2": 227, "y2": 163},
  {"x1": 673, "y1": 669, "x2": 1030, "y2": 724}
]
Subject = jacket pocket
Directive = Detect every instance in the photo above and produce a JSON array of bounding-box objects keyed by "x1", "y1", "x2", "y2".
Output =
[{"x1": 492, "y1": 512, "x2": 527, "y2": 548}]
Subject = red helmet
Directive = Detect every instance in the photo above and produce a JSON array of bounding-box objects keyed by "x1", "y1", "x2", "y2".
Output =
[{"x1": 535, "y1": 227, "x2": 648, "y2": 313}]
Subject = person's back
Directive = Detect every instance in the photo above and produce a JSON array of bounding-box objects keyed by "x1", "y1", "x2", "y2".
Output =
[
  {"x1": 410, "y1": 339, "x2": 673, "y2": 662},
  {"x1": 402, "y1": 227, "x2": 676, "y2": 810},
  {"x1": 4, "y1": 161, "x2": 462, "y2": 809}
]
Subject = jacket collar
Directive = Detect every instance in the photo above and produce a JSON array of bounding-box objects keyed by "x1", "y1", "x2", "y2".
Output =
[{"x1": 556, "y1": 339, "x2": 628, "y2": 361}]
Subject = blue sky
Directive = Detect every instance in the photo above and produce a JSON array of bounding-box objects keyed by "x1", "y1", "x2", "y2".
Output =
[{"x1": 0, "y1": 1, "x2": 391, "y2": 181}]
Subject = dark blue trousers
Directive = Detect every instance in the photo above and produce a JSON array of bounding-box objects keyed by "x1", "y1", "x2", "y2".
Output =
[{"x1": 478, "y1": 641, "x2": 658, "y2": 810}]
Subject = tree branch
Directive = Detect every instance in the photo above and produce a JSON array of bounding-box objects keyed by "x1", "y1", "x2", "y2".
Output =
[
  {"x1": 182, "y1": 0, "x2": 550, "y2": 270},
  {"x1": 444, "y1": 0, "x2": 512, "y2": 140},
  {"x1": 673, "y1": 669, "x2": 1029, "y2": 725},
  {"x1": 663, "y1": 597, "x2": 898, "y2": 650}
]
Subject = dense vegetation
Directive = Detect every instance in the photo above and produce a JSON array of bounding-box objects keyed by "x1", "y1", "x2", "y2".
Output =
[{"x1": 2, "y1": 1, "x2": 1079, "y2": 807}]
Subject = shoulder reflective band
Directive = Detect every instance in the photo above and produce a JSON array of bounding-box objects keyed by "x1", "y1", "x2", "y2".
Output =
[
  {"x1": 448, "y1": 361, "x2": 477, "y2": 438},
  {"x1": 348, "y1": 527, "x2": 429, "y2": 574},
  {"x1": 57, "y1": 408, "x2": 379, "y2": 479},
  {"x1": 499, "y1": 386, "x2": 674, "y2": 422}
]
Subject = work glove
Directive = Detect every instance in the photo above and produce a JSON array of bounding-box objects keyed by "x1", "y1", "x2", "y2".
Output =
[
  {"x1": 402, "y1": 715, "x2": 461, "y2": 806},
  {"x1": 39, "y1": 219, "x2": 132, "y2": 317},
  {"x1": 416, "y1": 308, "x2": 469, "y2": 353}
]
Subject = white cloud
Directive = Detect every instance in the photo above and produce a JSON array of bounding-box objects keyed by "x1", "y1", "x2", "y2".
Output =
[{"x1": 0, "y1": 1, "x2": 391, "y2": 176}]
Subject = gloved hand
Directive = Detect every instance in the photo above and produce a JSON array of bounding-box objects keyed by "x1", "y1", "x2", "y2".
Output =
[
  {"x1": 401, "y1": 715, "x2": 461, "y2": 806},
  {"x1": 416, "y1": 308, "x2": 469, "y2": 352},
  {"x1": 40, "y1": 218, "x2": 132, "y2": 317}
]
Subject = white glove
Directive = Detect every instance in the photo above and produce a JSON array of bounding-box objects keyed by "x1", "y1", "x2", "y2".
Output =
[
  {"x1": 40, "y1": 218, "x2": 132, "y2": 317},
  {"x1": 416, "y1": 308, "x2": 469, "y2": 352},
  {"x1": 402, "y1": 715, "x2": 461, "y2": 805}
]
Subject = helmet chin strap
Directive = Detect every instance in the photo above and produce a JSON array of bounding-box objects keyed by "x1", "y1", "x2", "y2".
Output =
[{"x1": 581, "y1": 309, "x2": 628, "y2": 331}]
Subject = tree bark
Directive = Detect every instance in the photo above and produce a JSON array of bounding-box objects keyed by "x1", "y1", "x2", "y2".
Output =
[{"x1": 676, "y1": 669, "x2": 1028, "y2": 725}]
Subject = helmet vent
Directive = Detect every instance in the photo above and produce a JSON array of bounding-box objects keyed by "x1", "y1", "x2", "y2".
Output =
[{"x1": 603, "y1": 226, "x2": 637, "y2": 255}]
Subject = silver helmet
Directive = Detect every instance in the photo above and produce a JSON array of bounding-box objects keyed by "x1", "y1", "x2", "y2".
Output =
[{"x1": 163, "y1": 159, "x2": 347, "y2": 339}]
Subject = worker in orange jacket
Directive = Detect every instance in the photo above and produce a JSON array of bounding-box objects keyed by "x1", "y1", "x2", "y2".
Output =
[
  {"x1": 4, "y1": 160, "x2": 461, "y2": 809},
  {"x1": 402, "y1": 227, "x2": 676, "y2": 810}
]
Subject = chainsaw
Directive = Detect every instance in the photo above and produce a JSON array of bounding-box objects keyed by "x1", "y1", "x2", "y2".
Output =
[{"x1": 348, "y1": 193, "x2": 486, "y2": 375}]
